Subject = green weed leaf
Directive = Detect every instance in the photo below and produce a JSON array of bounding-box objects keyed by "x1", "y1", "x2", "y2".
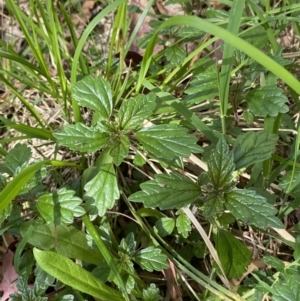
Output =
[
  {"x1": 272, "y1": 266, "x2": 300, "y2": 301},
  {"x1": 176, "y1": 213, "x2": 191, "y2": 238},
  {"x1": 203, "y1": 192, "x2": 225, "y2": 218},
  {"x1": 207, "y1": 137, "x2": 235, "y2": 189},
  {"x1": 0, "y1": 144, "x2": 31, "y2": 176},
  {"x1": 224, "y1": 189, "x2": 283, "y2": 229},
  {"x1": 154, "y1": 217, "x2": 175, "y2": 237},
  {"x1": 118, "y1": 93, "x2": 156, "y2": 130},
  {"x1": 33, "y1": 249, "x2": 125, "y2": 301},
  {"x1": 233, "y1": 131, "x2": 278, "y2": 170},
  {"x1": 21, "y1": 221, "x2": 102, "y2": 264},
  {"x1": 37, "y1": 188, "x2": 85, "y2": 225},
  {"x1": 136, "y1": 124, "x2": 201, "y2": 160},
  {"x1": 54, "y1": 123, "x2": 109, "y2": 152},
  {"x1": 165, "y1": 45, "x2": 186, "y2": 65},
  {"x1": 73, "y1": 75, "x2": 113, "y2": 119},
  {"x1": 133, "y1": 246, "x2": 169, "y2": 272},
  {"x1": 246, "y1": 86, "x2": 288, "y2": 117},
  {"x1": 263, "y1": 256, "x2": 284, "y2": 273},
  {"x1": 85, "y1": 165, "x2": 119, "y2": 216},
  {"x1": 143, "y1": 284, "x2": 161, "y2": 301},
  {"x1": 133, "y1": 154, "x2": 146, "y2": 166},
  {"x1": 184, "y1": 59, "x2": 218, "y2": 105},
  {"x1": 109, "y1": 135, "x2": 130, "y2": 166},
  {"x1": 118, "y1": 233, "x2": 136, "y2": 257},
  {"x1": 215, "y1": 229, "x2": 251, "y2": 278},
  {"x1": 278, "y1": 169, "x2": 300, "y2": 196},
  {"x1": 129, "y1": 173, "x2": 201, "y2": 210}
]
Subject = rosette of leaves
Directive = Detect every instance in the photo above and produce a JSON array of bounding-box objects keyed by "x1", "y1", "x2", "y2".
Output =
[
  {"x1": 130, "y1": 134, "x2": 284, "y2": 278},
  {"x1": 53, "y1": 75, "x2": 201, "y2": 217}
]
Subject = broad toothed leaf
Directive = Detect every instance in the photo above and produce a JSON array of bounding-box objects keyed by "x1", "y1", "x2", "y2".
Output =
[
  {"x1": 73, "y1": 75, "x2": 113, "y2": 119},
  {"x1": 133, "y1": 247, "x2": 169, "y2": 272},
  {"x1": 183, "y1": 58, "x2": 218, "y2": 105},
  {"x1": 37, "y1": 188, "x2": 85, "y2": 225},
  {"x1": 118, "y1": 233, "x2": 136, "y2": 257},
  {"x1": 129, "y1": 173, "x2": 201, "y2": 210},
  {"x1": 118, "y1": 93, "x2": 156, "y2": 130},
  {"x1": 176, "y1": 213, "x2": 191, "y2": 238},
  {"x1": 109, "y1": 135, "x2": 130, "y2": 166},
  {"x1": 215, "y1": 229, "x2": 251, "y2": 278},
  {"x1": 85, "y1": 165, "x2": 119, "y2": 217},
  {"x1": 165, "y1": 45, "x2": 186, "y2": 65},
  {"x1": 203, "y1": 192, "x2": 225, "y2": 218},
  {"x1": 21, "y1": 221, "x2": 102, "y2": 264},
  {"x1": 155, "y1": 217, "x2": 175, "y2": 237},
  {"x1": 207, "y1": 136, "x2": 235, "y2": 189},
  {"x1": 136, "y1": 124, "x2": 201, "y2": 160},
  {"x1": 246, "y1": 86, "x2": 288, "y2": 117},
  {"x1": 143, "y1": 284, "x2": 161, "y2": 301},
  {"x1": 0, "y1": 144, "x2": 31, "y2": 176},
  {"x1": 54, "y1": 123, "x2": 109, "y2": 152},
  {"x1": 233, "y1": 131, "x2": 278, "y2": 170},
  {"x1": 225, "y1": 189, "x2": 283, "y2": 229}
]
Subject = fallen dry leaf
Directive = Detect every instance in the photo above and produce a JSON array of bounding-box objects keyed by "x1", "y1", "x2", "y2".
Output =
[{"x1": 0, "y1": 250, "x2": 19, "y2": 301}]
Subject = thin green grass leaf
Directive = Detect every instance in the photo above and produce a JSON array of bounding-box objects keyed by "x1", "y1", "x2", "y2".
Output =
[
  {"x1": 138, "y1": 16, "x2": 300, "y2": 95},
  {"x1": 82, "y1": 215, "x2": 130, "y2": 301},
  {"x1": 219, "y1": 0, "x2": 245, "y2": 133}
]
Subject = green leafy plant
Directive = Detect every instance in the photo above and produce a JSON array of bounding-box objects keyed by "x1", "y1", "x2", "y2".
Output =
[{"x1": 1, "y1": 0, "x2": 300, "y2": 300}]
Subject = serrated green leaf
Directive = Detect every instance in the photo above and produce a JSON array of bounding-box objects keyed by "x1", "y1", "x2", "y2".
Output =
[
  {"x1": 136, "y1": 124, "x2": 200, "y2": 160},
  {"x1": 203, "y1": 192, "x2": 225, "y2": 218},
  {"x1": 243, "y1": 110, "x2": 254, "y2": 124},
  {"x1": 133, "y1": 246, "x2": 169, "y2": 272},
  {"x1": 207, "y1": 137, "x2": 235, "y2": 189},
  {"x1": 124, "y1": 275, "x2": 135, "y2": 294},
  {"x1": 192, "y1": 241, "x2": 206, "y2": 259},
  {"x1": 278, "y1": 169, "x2": 300, "y2": 196},
  {"x1": 37, "y1": 188, "x2": 85, "y2": 225},
  {"x1": 133, "y1": 154, "x2": 146, "y2": 166},
  {"x1": 143, "y1": 284, "x2": 161, "y2": 301},
  {"x1": 165, "y1": 45, "x2": 186, "y2": 65},
  {"x1": 109, "y1": 135, "x2": 130, "y2": 166},
  {"x1": 273, "y1": 284, "x2": 298, "y2": 301},
  {"x1": 215, "y1": 229, "x2": 251, "y2": 278},
  {"x1": 233, "y1": 131, "x2": 278, "y2": 170},
  {"x1": 54, "y1": 123, "x2": 109, "y2": 152},
  {"x1": 154, "y1": 217, "x2": 175, "y2": 237},
  {"x1": 183, "y1": 58, "x2": 218, "y2": 105},
  {"x1": 0, "y1": 144, "x2": 31, "y2": 176},
  {"x1": 21, "y1": 221, "x2": 102, "y2": 264},
  {"x1": 225, "y1": 189, "x2": 283, "y2": 229},
  {"x1": 85, "y1": 165, "x2": 119, "y2": 216},
  {"x1": 33, "y1": 249, "x2": 124, "y2": 301},
  {"x1": 73, "y1": 75, "x2": 113, "y2": 119},
  {"x1": 93, "y1": 260, "x2": 114, "y2": 282},
  {"x1": 246, "y1": 86, "x2": 289, "y2": 117},
  {"x1": 176, "y1": 214, "x2": 191, "y2": 238},
  {"x1": 118, "y1": 93, "x2": 156, "y2": 130},
  {"x1": 118, "y1": 233, "x2": 136, "y2": 256},
  {"x1": 35, "y1": 264, "x2": 55, "y2": 290},
  {"x1": 129, "y1": 172, "x2": 201, "y2": 210},
  {"x1": 263, "y1": 256, "x2": 284, "y2": 273},
  {"x1": 272, "y1": 268, "x2": 300, "y2": 301}
]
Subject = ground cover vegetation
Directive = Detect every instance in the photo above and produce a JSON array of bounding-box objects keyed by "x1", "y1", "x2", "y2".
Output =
[{"x1": 0, "y1": 0, "x2": 300, "y2": 300}]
